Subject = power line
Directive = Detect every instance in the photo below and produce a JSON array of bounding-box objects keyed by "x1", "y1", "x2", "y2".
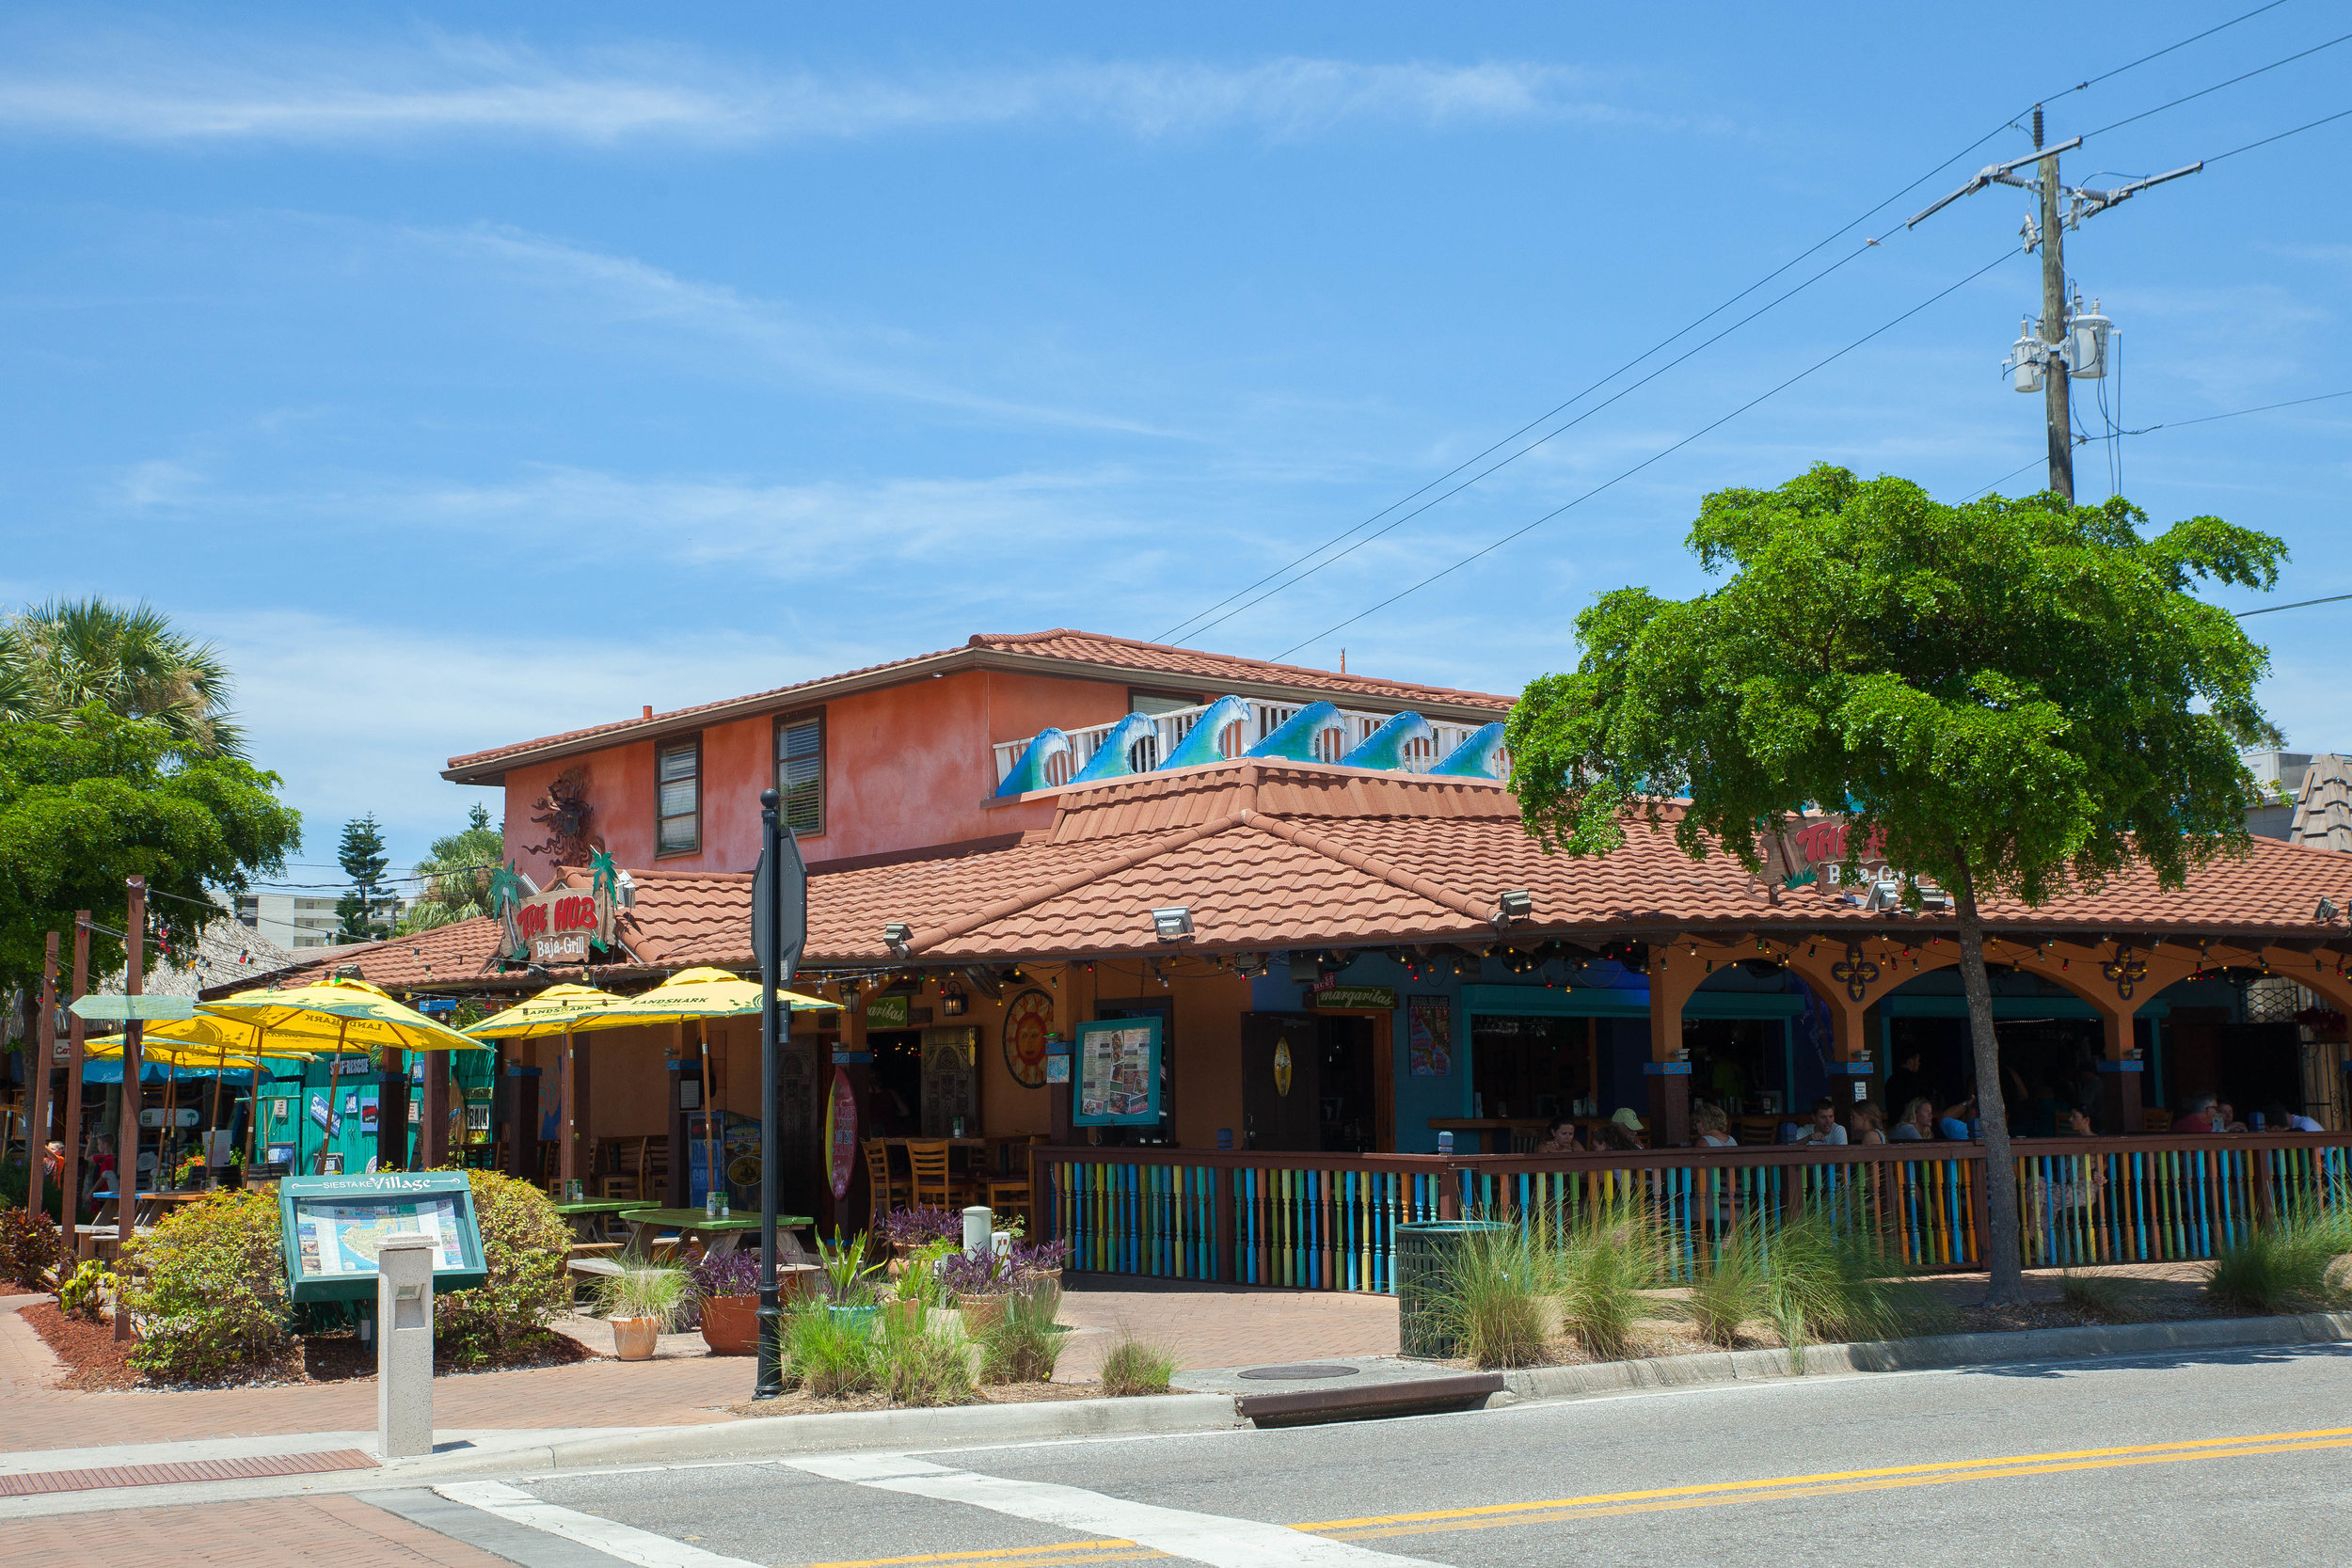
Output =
[
  {"x1": 1158, "y1": 0, "x2": 2312, "y2": 648},
  {"x1": 2078, "y1": 27, "x2": 2352, "y2": 143},
  {"x1": 1964, "y1": 387, "x2": 2352, "y2": 499},
  {"x1": 2237, "y1": 593, "x2": 2352, "y2": 618},
  {"x1": 2206, "y1": 103, "x2": 2352, "y2": 162},
  {"x1": 1271, "y1": 248, "x2": 2022, "y2": 661}
]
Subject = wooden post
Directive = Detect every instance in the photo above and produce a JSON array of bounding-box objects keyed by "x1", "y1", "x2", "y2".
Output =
[
  {"x1": 420, "y1": 1050, "x2": 449, "y2": 1170},
  {"x1": 699, "y1": 1020, "x2": 717, "y2": 1209},
  {"x1": 2097, "y1": 1010, "x2": 2145, "y2": 1134},
  {"x1": 1212, "y1": 1162, "x2": 1234, "y2": 1283},
  {"x1": 558, "y1": 1029, "x2": 577, "y2": 1191},
  {"x1": 315, "y1": 1020, "x2": 349, "y2": 1174},
  {"x1": 60, "y1": 913, "x2": 89, "y2": 1236},
  {"x1": 1644, "y1": 944, "x2": 1706, "y2": 1148},
  {"x1": 666, "y1": 1057, "x2": 692, "y2": 1209},
  {"x1": 28, "y1": 931, "x2": 57, "y2": 1219},
  {"x1": 116, "y1": 878, "x2": 146, "y2": 1340}
]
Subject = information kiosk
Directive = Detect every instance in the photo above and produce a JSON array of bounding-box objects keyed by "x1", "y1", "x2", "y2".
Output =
[{"x1": 276, "y1": 1171, "x2": 487, "y2": 1305}]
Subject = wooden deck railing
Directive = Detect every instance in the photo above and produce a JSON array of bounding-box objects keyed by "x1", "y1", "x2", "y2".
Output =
[{"x1": 1030, "y1": 1134, "x2": 2352, "y2": 1292}]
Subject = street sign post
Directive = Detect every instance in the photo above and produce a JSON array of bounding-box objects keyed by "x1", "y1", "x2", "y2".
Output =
[{"x1": 752, "y1": 788, "x2": 808, "y2": 1401}]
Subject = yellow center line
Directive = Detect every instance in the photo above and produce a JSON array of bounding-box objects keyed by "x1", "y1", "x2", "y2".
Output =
[
  {"x1": 1294, "y1": 1424, "x2": 2352, "y2": 1531},
  {"x1": 809, "y1": 1543, "x2": 1157, "y2": 1568}
]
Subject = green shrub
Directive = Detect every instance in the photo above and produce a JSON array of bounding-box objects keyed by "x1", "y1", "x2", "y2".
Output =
[
  {"x1": 876, "y1": 1312, "x2": 975, "y2": 1407},
  {"x1": 1560, "y1": 1195, "x2": 1667, "y2": 1360},
  {"x1": 119, "y1": 1190, "x2": 289, "y2": 1383},
  {"x1": 2206, "y1": 1202, "x2": 2352, "y2": 1313},
  {"x1": 2058, "y1": 1269, "x2": 2153, "y2": 1322},
  {"x1": 1099, "y1": 1337, "x2": 1176, "y2": 1396},
  {"x1": 0, "y1": 1205, "x2": 62, "y2": 1290},
  {"x1": 978, "y1": 1288, "x2": 1062, "y2": 1385},
  {"x1": 787, "y1": 1303, "x2": 875, "y2": 1398},
  {"x1": 434, "y1": 1168, "x2": 573, "y2": 1367},
  {"x1": 1761, "y1": 1210, "x2": 1947, "y2": 1359},
  {"x1": 1431, "y1": 1223, "x2": 1558, "y2": 1368},
  {"x1": 1686, "y1": 1225, "x2": 1769, "y2": 1349},
  {"x1": 57, "y1": 1259, "x2": 114, "y2": 1322}
]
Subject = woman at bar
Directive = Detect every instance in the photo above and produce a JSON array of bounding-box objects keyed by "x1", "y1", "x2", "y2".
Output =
[
  {"x1": 1891, "y1": 1098, "x2": 1936, "y2": 1141},
  {"x1": 1850, "y1": 1101, "x2": 1887, "y2": 1144},
  {"x1": 1534, "y1": 1116, "x2": 1582, "y2": 1155},
  {"x1": 1693, "y1": 1102, "x2": 1737, "y2": 1148}
]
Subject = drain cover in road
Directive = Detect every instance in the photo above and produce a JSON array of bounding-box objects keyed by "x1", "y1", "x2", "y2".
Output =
[{"x1": 1235, "y1": 1363, "x2": 1360, "y2": 1380}]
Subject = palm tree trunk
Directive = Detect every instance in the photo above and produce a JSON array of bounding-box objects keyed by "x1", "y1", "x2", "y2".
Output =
[{"x1": 1949, "y1": 864, "x2": 2024, "y2": 1303}]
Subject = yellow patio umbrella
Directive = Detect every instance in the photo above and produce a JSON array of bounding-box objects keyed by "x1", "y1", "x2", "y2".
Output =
[
  {"x1": 464, "y1": 983, "x2": 633, "y2": 1191},
  {"x1": 199, "y1": 977, "x2": 486, "y2": 1174},
  {"x1": 555, "y1": 968, "x2": 843, "y2": 1201},
  {"x1": 86, "y1": 1019, "x2": 323, "y2": 1187}
]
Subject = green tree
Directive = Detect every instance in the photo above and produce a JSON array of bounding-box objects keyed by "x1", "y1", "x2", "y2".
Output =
[
  {"x1": 399, "y1": 802, "x2": 505, "y2": 933},
  {"x1": 1504, "y1": 466, "x2": 2283, "y2": 1302},
  {"x1": 0, "y1": 707, "x2": 301, "y2": 995},
  {"x1": 0, "y1": 598, "x2": 244, "y2": 758},
  {"x1": 334, "y1": 814, "x2": 391, "y2": 944}
]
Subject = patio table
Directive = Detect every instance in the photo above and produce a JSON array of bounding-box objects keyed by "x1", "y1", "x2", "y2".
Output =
[
  {"x1": 550, "y1": 1198, "x2": 643, "y2": 1243},
  {"x1": 617, "y1": 1207, "x2": 817, "y2": 1265},
  {"x1": 90, "y1": 1190, "x2": 205, "y2": 1228}
]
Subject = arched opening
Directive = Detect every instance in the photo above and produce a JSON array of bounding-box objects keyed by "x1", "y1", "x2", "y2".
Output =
[{"x1": 1875, "y1": 964, "x2": 2127, "y2": 1135}]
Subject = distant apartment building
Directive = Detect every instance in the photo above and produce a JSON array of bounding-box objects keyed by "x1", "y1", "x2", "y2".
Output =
[{"x1": 234, "y1": 890, "x2": 414, "y2": 949}]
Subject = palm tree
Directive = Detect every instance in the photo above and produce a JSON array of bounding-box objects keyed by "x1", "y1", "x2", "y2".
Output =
[
  {"x1": 0, "y1": 597, "x2": 244, "y2": 756},
  {"x1": 399, "y1": 803, "x2": 507, "y2": 933}
]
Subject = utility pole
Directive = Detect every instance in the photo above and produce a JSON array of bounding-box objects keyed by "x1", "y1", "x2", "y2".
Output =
[
  {"x1": 2034, "y1": 109, "x2": 2073, "y2": 501},
  {"x1": 117, "y1": 877, "x2": 146, "y2": 1341},
  {"x1": 60, "y1": 912, "x2": 89, "y2": 1244},
  {"x1": 1910, "y1": 105, "x2": 2201, "y2": 503}
]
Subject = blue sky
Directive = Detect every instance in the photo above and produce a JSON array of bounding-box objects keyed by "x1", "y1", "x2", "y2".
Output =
[{"x1": 5, "y1": 2, "x2": 2346, "y2": 879}]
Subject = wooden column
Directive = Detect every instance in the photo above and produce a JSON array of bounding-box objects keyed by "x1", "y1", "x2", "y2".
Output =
[
  {"x1": 557, "y1": 1031, "x2": 578, "y2": 1190},
  {"x1": 665, "y1": 1058, "x2": 692, "y2": 1209},
  {"x1": 59, "y1": 912, "x2": 89, "y2": 1231},
  {"x1": 28, "y1": 931, "x2": 57, "y2": 1218},
  {"x1": 419, "y1": 1051, "x2": 449, "y2": 1170},
  {"x1": 374, "y1": 1052, "x2": 410, "y2": 1174},
  {"x1": 1644, "y1": 942, "x2": 1708, "y2": 1148},
  {"x1": 117, "y1": 877, "x2": 146, "y2": 1340},
  {"x1": 2095, "y1": 1009, "x2": 2145, "y2": 1133},
  {"x1": 571, "y1": 1032, "x2": 594, "y2": 1195},
  {"x1": 504, "y1": 1062, "x2": 539, "y2": 1182}
]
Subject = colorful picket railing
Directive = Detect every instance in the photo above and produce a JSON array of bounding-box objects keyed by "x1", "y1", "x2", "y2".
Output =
[{"x1": 1034, "y1": 1135, "x2": 2350, "y2": 1295}]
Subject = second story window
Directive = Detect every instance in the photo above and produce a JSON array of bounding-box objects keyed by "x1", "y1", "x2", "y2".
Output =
[
  {"x1": 657, "y1": 738, "x2": 701, "y2": 855},
  {"x1": 777, "y1": 711, "x2": 823, "y2": 837}
]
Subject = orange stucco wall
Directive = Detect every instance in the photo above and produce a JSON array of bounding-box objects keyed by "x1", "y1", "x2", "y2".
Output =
[{"x1": 499, "y1": 668, "x2": 1144, "y2": 880}]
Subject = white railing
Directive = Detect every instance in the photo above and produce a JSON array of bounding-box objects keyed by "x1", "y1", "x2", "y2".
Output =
[{"x1": 992, "y1": 696, "x2": 1508, "y2": 792}]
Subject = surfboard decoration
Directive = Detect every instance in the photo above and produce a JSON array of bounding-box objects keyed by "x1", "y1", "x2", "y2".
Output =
[
  {"x1": 1067, "y1": 712, "x2": 1159, "y2": 784},
  {"x1": 993, "y1": 727, "x2": 1070, "y2": 797},
  {"x1": 1429, "y1": 721, "x2": 1509, "y2": 779},
  {"x1": 1155, "y1": 695, "x2": 1253, "y2": 770},
  {"x1": 1339, "y1": 711, "x2": 1433, "y2": 770},
  {"x1": 826, "y1": 1067, "x2": 857, "y2": 1200},
  {"x1": 1243, "y1": 700, "x2": 1344, "y2": 764}
]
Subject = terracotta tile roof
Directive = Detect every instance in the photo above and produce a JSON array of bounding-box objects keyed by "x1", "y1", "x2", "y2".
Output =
[
  {"x1": 443, "y1": 628, "x2": 1512, "y2": 780},
  {"x1": 237, "y1": 762, "x2": 2352, "y2": 994}
]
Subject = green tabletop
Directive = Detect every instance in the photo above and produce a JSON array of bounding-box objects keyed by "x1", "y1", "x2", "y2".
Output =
[
  {"x1": 552, "y1": 1199, "x2": 644, "y2": 1216},
  {"x1": 619, "y1": 1208, "x2": 812, "y2": 1230}
]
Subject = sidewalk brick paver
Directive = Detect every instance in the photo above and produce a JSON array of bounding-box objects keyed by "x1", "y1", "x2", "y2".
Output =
[
  {"x1": 2, "y1": 1494, "x2": 514, "y2": 1565},
  {"x1": 2, "y1": 1275, "x2": 1398, "y2": 1455}
]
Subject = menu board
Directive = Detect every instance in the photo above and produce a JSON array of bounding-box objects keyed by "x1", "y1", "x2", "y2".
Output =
[
  {"x1": 1074, "y1": 1018, "x2": 1161, "y2": 1127},
  {"x1": 294, "y1": 1197, "x2": 467, "y2": 1278}
]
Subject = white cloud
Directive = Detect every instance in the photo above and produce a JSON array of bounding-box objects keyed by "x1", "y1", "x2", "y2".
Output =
[
  {"x1": 421, "y1": 226, "x2": 1182, "y2": 436},
  {"x1": 0, "y1": 29, "x2": 1677, "y2": 147}
]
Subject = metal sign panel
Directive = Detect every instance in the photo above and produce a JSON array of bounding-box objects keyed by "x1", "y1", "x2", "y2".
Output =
[{"x1": 752, "y1": 828, "x2": 808, "y2": 979}]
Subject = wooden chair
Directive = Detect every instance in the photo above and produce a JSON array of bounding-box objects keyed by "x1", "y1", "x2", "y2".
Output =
[
  {"x1": 982, "y1": 1176, "x2": 1033, "y2": 1233},
  {"x1": 907, "y1": 1139, "x2": 967, "y2": 1211},
  {"x1": 863, "y1": 1139, "x2": 909, "y2": 1226},
  {"x1": 642, "y1": 1135, "x2": 671, "y2": 1197}
]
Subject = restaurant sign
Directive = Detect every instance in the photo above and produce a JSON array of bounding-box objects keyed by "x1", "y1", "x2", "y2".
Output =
[
  {"x1": 1763, "y1": 816, "x2": 1947, "y2": 907},
  {"x1": 496, "y1": 854, "x2": 620, "y2": 965},
  {"x1": 1311, "y1": 985, "x2": 1398, "y2": 1011}
]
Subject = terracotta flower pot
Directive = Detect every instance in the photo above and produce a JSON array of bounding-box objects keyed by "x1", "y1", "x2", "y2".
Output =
[
  {"x1": 958, "y1": 1293, "x2": 1009, "y2": 1337},
  {"x1": 699, "y1": 1295, "x2": 759, "y2": 1356},
  {"x1": 611, "y1": 1315, "x2": 660, "y2": 1361}
]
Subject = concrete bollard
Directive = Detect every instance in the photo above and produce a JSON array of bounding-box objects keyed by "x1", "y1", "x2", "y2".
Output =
[
  {"x1": 962, "y1": 1204, "x2": 992, "y2": 1258},
  {"x1": 376, "y1": 1234, "x2": 436, "y2": 1460}
]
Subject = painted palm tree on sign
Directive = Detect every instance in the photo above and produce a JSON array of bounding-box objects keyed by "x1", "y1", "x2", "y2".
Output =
[{"x1": 0, "y1": 597, "x2": 243, "y2": 756}]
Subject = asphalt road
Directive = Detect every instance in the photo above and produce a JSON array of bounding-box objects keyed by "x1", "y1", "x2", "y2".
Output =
[{"x1": 371, "y1": 1341, "x2": 2352, "y2": 1568}]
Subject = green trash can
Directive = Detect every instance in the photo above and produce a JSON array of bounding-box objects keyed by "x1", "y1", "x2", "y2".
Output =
[{"x1": 1395, "y1": 1220, "x2": 1509, "y2": 1358}]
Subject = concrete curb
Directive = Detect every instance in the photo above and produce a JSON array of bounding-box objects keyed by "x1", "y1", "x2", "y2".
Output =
[
  {"x1": 382, "y1": 1391, "x2": 1246, "y2": 1479},
  {"x1": 1498, "y1": 1310, "x2": 2352, "y2": 1402}
]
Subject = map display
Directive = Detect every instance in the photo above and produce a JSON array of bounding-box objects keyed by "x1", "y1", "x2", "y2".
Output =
[{"x1": 293, "y1": 1197, "x2": 467, "y2": 1278}]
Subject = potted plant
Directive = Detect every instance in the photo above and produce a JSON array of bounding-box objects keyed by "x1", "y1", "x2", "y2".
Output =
[
  {"x1": 887, "y1": 1239, "x2": 955, "y2": 1329},
  {"x1": 879, "y1": 1206, "x2": 963, "y2": 1267},
  {"x1": 940, "y1": 1238, "x2": 1069, "y2": 1336},
  {"x1": 818, "y1": 1231, "x2": 885, "y2": 1331},
  {"x1": 595, "y1": 1262, "x2": 695, "y2": 1361},
  {"x1": 690, "y1": 1250, "x2": 762, "y2": 1356}
]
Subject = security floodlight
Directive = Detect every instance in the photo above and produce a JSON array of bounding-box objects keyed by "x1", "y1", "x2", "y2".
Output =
[
  {"x1": 882, "y1": 921, "x2": 913, "y2": 956},
  {"x1": 1496, "y1": 890, "x2": 1534, "y2": 927},
  {"x1": 2319, "y1": 897, "x2": 2342, "y2": 924},
  {"x1": 1152, "y1": 907, "x2": 1194, "y2": 942}
]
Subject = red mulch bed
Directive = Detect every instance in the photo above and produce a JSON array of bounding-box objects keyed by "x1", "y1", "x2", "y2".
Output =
[{"x1": 21, "y1": 1302, "x2": 589, "y2": 1391}]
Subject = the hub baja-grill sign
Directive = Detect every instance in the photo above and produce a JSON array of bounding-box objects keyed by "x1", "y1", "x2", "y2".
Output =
[{"x1": 493, "y1": 852, "x2": 621, "y2": 965}]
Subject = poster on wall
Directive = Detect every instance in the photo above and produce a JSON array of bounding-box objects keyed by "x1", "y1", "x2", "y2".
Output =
[
  {"x1": 1073, "y1": 1018, "x2": 1160, "y2": 1126},
  {"x1": 1406, "y1": 995, "x2": 1453, "y2": 1076}
]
